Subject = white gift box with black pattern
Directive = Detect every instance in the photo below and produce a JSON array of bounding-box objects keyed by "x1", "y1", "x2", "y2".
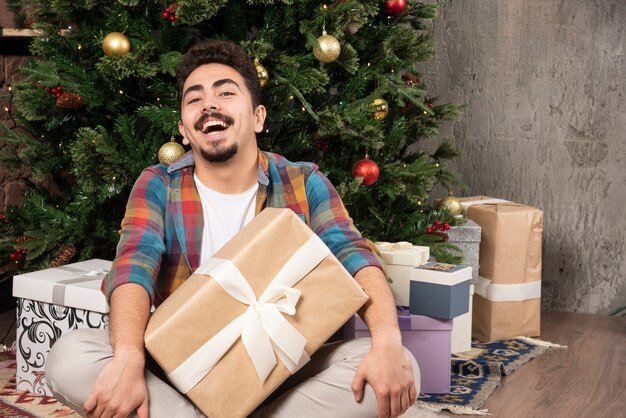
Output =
[{"x1": 12, "y1": 259, "x2": 111, "y2": 396}]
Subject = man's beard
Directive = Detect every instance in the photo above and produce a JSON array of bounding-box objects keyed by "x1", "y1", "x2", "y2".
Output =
[{"x1": 200, "y1": 142, "x2": 238, "y2": 163}]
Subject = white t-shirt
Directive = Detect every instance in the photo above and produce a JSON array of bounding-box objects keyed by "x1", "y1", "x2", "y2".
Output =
[{"x1": 194, "y1": 174, "x2": 258, "y2": 264}]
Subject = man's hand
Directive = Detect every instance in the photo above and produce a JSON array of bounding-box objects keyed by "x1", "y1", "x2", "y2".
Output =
[
  {"x1": 352, "y1": 266, "x2": 418, "y2": 417},
  {"x1": 351, "y1": 343, "x2": 417, "y2": 418},
  {"x1": 83, "y1": 347, "x2": 149, "y2": 418},
  {"x1": 84, "y1": 283, "x2": 152, "y2": 418}
]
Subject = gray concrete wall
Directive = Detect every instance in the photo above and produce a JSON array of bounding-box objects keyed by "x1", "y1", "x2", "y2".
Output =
[{"x1": 424, "y1": 0, "x2": 626, "y2": 314}]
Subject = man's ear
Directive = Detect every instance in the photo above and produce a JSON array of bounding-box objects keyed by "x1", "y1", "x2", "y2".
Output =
[
  {"x1": 254, "y1": 105, "x2": 267, "y2": 133},
  {"x1": 178, "y1": 120, "x2": 189, "y2": 145}
]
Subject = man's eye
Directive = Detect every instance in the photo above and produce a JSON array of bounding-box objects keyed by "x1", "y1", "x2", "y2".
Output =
[
  {"x1": 220, "y1": 91, "x2": 234, "y2": 96},
  {"x1": 187, "y1": 97, "x2": 200, "y2": 104}
]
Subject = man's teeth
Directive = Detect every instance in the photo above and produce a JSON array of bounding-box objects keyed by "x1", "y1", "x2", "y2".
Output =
[{"x1": 202, "y1": 120, "x2": 229, "y2": 133}]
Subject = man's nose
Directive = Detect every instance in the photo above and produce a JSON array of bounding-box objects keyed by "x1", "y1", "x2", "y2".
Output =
[{"x1": 202, "y1": 96, "x2": 220, "y2": 112}]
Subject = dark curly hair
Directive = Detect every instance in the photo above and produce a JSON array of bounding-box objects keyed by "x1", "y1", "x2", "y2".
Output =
[{"x1": 176, "y1": 39, "x2": 261, "y2": 109}]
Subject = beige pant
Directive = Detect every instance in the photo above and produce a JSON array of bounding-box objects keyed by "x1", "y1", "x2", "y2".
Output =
[{"x1": 46, "y1": 328, "x2": 420, "y2": 418}]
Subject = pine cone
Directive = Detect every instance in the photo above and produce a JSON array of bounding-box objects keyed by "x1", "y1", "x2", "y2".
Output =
[
  {"x1": 431, "y1": 231, "x2": 449, "y2": 243},
  {"x1": 14, "y1": 235, "x2": 31, "y2": 243},
  {"x1": 49, "y1": 244, "x2": 77, "y2": 268},
  {"x1": 168, "y1": 3, "x2": 178, "y2": 13},
  {"x1": 56, "y1": 92, "x2": 84, "y2": 110},
  {"x1": 401, "y1": 72, "x2": 420, "y2": 87}
]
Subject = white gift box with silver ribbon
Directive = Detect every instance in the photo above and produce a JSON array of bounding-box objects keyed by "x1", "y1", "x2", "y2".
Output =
[{"x1": 12, "y1": 258, "x2": 112, "y2": 395}]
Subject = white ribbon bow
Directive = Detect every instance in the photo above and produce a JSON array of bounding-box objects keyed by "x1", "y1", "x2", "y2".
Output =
[{"x1": 167, "y1": 235, "x2": 331, "y2": 394}]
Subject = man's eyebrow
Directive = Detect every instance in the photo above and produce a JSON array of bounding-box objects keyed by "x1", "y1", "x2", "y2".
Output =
[
  {"x1": 182, "y1": 84, "x2": 203, "y2": 99},
  {"x1": 213, "y1": 79, "x2": 241, "y2": 90}
]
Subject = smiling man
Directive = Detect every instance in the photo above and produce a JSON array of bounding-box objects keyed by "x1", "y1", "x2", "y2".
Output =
[{"x1": 45, "y1": 39, "x2": 420, "y2": 418}]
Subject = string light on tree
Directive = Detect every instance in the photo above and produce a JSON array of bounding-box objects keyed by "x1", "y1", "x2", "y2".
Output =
[
  {"x1": 352, "y1": 155, "x2": 380, "y2": 186},
  {"x1": 102, "y1": 32, "x2": 131, "y2": 56},
  {"x1": 158, "y1": 136, "x2": 185, "y2": 164},
  {"x1": 313, "y1": 30, "x2": 341, "y2": 63}
]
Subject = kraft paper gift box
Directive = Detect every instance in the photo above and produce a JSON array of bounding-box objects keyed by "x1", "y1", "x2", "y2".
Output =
[
  {"x1": 144, "y1": 208, "x2": 369, "y2": 418},
  {"x1": 12, "y1": 259, "x2": 111, "y2": 396},
  {"x1": 459, "y1": 196, "x2": 543, "y2": 342},
  {"x1": 343, "y1": 306, "x2": 452, "y2": 393},
  {"x1": 375, "y1": 241, "x2": 429, "y2": 307},
  {"x1": 408, "y1": 263, "x2": 472, "y2": 319},
  {"x1": 451, "y1": 284, "x2": 474, "y2": 353}
]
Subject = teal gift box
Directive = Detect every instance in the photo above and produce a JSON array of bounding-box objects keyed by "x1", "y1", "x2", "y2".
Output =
[{"x1": 409, "y1": 263, "x2": 472, "y2": 319}]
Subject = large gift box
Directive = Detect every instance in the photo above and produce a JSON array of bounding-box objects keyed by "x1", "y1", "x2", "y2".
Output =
[
  {"x1": 408, "y1": 263, "x2": 472, "y2": 319},
  {"x1": 344, "y1": 307, "x2": 452, "y2": 393},
  {"x1": 12, "y1": 259, "x2": 111, "y2": 396},
  {"x1": 375, "y1": 241, "x2": 429, "y2": 307},
  {"x1": 144, "y1": 208, "x2": 369, "y2": 418},
  {"x1": 459, "y1": 196, "x2": 543, "y2": 341},
  {"x1": 446, "y1": 220, "x2": 481, "y2": 283}
]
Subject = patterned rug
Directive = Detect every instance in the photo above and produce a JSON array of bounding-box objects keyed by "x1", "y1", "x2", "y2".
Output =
[
  {"x1": 0, "y1": 337, "x2": 564, "y2": 417},
  {"x1": 416, "y1": 336, "x2": 566, "y2": 415}
]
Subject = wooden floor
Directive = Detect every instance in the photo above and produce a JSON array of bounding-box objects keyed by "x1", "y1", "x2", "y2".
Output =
[
  {"x1": 481, "y1": 311, "x2": 625, "y2": 418},
  {"x1": 0, "y1": 307, "x2": 624, "y2": 417}
]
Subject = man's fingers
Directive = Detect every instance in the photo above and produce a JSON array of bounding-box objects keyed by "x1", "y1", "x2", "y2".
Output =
[
  {"x1": 351, "y1": 371, "x2": 366, "y2": 402},
  {"x1": 376, "y1": 392, "x2": 391, "y2": 418},
  {"x1": 137, "y1": 397, "x2": 149, "y2": 418},
  {"x1": 400, "y1": 390, "x2": 411, "y2": 414},
  {"x1": 83, "y1": 392, "x2": 97, "y2": 413},
  {"x1": 390, "y1": 387, "x2": 405, "y2": 417},
  {"x1": 409, "y1": 381, "x2": 418, "y2": 405}
]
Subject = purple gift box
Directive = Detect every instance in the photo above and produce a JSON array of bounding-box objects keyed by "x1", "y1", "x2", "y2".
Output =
[{"x1": 343, "y1": 307, "x2": 452, "y2": 393}]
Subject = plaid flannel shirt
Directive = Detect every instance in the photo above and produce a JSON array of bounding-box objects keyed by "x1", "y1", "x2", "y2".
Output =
[{"x1": 103, "y1": 150, "x2": 382, "y2": 307}]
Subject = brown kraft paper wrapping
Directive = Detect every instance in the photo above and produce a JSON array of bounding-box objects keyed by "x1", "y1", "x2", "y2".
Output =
[
  {"x1": 144, "y1": 208, "x2": 369, "y2": 417},
  {"x1": 458, "y1": 196, "x2": 543, "y2": 341},
  {"x1": 472, "y1": 296, "x2": 541, "y2": 342}
]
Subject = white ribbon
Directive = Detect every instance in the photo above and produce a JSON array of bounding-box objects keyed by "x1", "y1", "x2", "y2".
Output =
[
  {"x1": 167, "y1": 235, "x2": 331, "y2": 393},
  {"x1": 475, "y1": 276, "x2": 541, "y2": 302},
  {"x1": 460, "y1": 199, "x2": 511, "y2": 215}
]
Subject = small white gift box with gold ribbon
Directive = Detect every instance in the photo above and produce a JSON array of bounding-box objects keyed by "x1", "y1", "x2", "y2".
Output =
[{"x1": 375, "y1": 241, "x2": 430, "y2": 307}]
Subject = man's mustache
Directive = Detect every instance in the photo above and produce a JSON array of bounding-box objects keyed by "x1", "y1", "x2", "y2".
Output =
[{"x1": 194, "y1": 112, "x2": 235, "y2": 131}]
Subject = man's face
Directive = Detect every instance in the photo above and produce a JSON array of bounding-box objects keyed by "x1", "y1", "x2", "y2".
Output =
[{"x1": 178, "y1": 63, "x2": 265, "y2": 164}]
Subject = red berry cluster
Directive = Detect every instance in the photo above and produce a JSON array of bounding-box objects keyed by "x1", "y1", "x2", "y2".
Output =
[
  {"x1": 45, "y1": 86, "x2": 64, "y2": 98},
  {"x1": 426, "y1": 220, "x2": 450, "y2": 234},
  {"x1": 427, "y1": 103, "x2": 433, "y2": 109},
  {"x1": 10, "y1": 248, "x2": 27, "y2": 261},
  {"x1": 162, "y1": 6, "x2": 176, "y2": 21},
  {"x1": 0, "y1": 213, "x2": 6, "y2": 222}
]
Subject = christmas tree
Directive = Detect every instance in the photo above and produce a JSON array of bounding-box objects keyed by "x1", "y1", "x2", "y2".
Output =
[{"x1": 1, "y1": 0, "x2": 464, "y2": 272}]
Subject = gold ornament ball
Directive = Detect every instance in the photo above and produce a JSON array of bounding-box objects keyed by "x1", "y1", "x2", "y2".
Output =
[
  {"x1": 102, "y1": 32, "x2": 131, "y2": 56},
  {"x1": 255, "y1": 59, "x2": 269, "y2": 88},
  {"x1": 158, "y1": 139, "x2": 185, "y2": 164},
  {"x1": 313, "y1": 32, "x2": 341, "y2": 63},
  {"x1": 440, "y1": 193, "x2": 463, "y2": 217},
  {"x1": 368, "y1": 98, "x2": 389, "y2": 120}
]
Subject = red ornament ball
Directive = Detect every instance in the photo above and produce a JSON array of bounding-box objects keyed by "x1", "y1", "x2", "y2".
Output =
[
  {"x1": 385, "y1": 0, "x2": 406, "y2": 17},
  {"x1": 352, "y1": 157, "x2": 380, "y2": 186}
]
